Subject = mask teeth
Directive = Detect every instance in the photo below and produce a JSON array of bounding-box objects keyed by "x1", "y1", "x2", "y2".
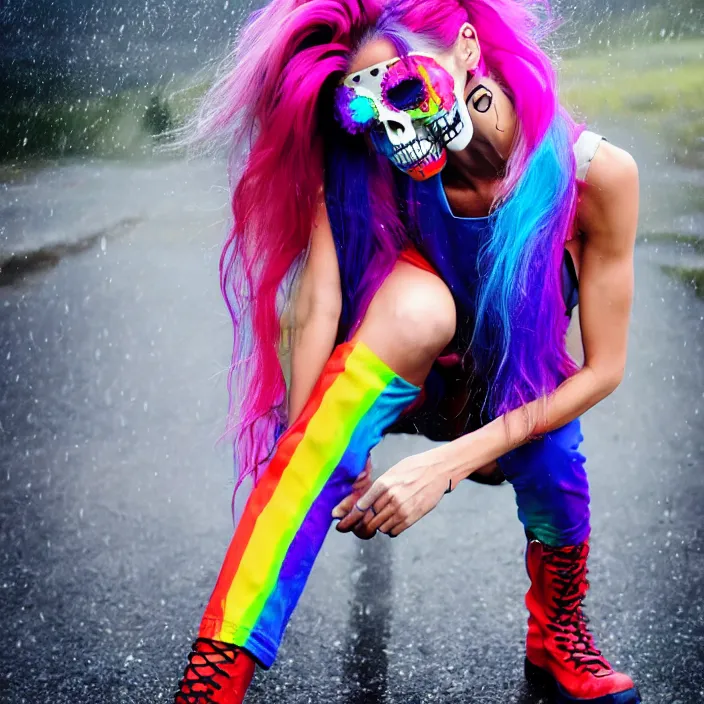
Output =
[
  {"x1": 391, "y1": 138, "x2": 443, "y2": 170},
  {"x1": 427, "y1": 103, "x2": 463, "y2": 144}
]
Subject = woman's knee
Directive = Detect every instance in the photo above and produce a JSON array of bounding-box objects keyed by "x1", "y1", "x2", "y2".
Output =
[
  {"x1": 365, "y1": 263, "x2": 456, "y2": 355},
  {"x1": 352, "y1": 262, "x2": 456, "y2": 384}
]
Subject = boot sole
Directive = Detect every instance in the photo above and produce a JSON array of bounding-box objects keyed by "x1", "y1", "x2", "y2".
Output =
[{"x1": 525, "y1": 658, "x2": 642, "y2": 704}]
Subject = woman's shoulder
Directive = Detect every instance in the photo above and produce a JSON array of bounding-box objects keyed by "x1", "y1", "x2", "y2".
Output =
[
  {"x1": 575, "y1": 135, "x2": 639, "y2": 244},
  {"x1": 574, "y1": 132, "x2": 637, "y2": 188}
]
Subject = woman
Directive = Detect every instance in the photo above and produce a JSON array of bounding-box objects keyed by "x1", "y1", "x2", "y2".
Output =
[{"x1": 175, "y1": 0, "x2": 640, "y2": 701}]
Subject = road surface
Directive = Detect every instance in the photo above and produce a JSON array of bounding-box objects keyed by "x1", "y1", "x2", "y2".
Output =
[{"x1": 0, "y1": 137, "x2": 703, "y2": 703}]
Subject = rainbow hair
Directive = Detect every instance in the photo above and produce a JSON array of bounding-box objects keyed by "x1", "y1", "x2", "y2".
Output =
[{"x1": 188, "y1": 0, "x2": 580, "y2": 493}]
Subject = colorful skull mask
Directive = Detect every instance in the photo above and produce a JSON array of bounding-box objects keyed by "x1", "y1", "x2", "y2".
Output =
[{"x1": 334, "y1": 53, "x2": 473, "y2": 180}]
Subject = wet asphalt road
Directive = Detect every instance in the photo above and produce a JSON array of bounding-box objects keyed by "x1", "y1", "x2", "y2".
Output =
[{"x1": 1, "y1": 146, "x2": 704, "y2": 704}]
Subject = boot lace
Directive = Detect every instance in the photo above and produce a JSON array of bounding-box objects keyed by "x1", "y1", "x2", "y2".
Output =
[
  {"x1": 544, "y1": 545, "x2": 611, "y2": 674},
  {"x1": 175, "y1": 638, "x2": 239, "y2": 704}
]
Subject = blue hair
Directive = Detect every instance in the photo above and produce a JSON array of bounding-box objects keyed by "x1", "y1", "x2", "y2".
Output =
[
  {"x1": 472, "y1": 113, "x2": 579, "y2": 416},
  {"x1": 323, "y1": 131, "x2": 409, "y2": 340}
]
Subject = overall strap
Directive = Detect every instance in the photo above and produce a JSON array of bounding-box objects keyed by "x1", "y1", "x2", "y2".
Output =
[{"x1": 574, "y1": 130, "x2": 605, "y2": 181}]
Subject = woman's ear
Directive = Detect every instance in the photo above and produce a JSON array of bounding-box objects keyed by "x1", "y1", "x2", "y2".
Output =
[{"x1": 457, "y1": 22, "x2": 481, "y2": 73}]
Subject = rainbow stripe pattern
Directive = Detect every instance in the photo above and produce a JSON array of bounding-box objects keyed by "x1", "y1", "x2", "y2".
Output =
[{"x1": 199, "y1": 342, "x2": 419, "y2": 667}]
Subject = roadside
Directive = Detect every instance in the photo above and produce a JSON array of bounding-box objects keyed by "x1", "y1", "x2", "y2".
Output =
[{"x1": 561, "y1": 37, "x2": 704, "y2": 299}]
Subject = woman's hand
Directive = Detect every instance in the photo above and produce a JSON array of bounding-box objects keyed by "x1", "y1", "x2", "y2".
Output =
[
  {"x1": 332, "y1": 453, "x2": 451, "y2": 539},
  {"x1": 329, "y1": 458, "x2": 374, "y2": 533}
]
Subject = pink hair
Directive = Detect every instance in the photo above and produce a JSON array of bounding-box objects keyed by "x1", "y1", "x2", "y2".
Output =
[
  {"x1": 379, "y1": 0, "x2": 564, "y2": 198},
  {"x1": 186, "y1": 0, "x2": 382, "y2": 493},
  {"x1": 187, "y1": 0, "x2": 580, "y2": 497},
  {"x1": 379, "y1": 0, "x2": 581, "y2": 417}
]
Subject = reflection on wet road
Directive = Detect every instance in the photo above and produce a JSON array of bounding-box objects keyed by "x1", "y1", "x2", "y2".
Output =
[{"x1": 0, "y1": 148, "x2": 703, "y2": 703}]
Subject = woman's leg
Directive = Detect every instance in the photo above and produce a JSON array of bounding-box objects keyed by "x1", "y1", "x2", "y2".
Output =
[
  {"x1": 500, "y1": 419, "x2": 590, "y2": 548},
  {"x1": 500, "y1": 421, "x2": 640, "y2": 703},
  {"x1": 176, "y1": 261, "x2": 455, "y2": 701}
]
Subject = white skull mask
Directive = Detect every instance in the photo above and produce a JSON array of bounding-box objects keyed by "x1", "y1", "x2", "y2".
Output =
[{"x1": 335, "y1": 53, "x2": 473, "y2": 180}]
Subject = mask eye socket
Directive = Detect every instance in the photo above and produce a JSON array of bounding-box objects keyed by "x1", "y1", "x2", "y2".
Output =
[
  {"x1": 385, "y1": 77, "x2": 427, "y2": 112},
  {"x1": 468, "y1": 85, "x2": 493, "y2": 113},
  {"x1": 382, "y1": 56, "x2": 431, "y2": 112}
]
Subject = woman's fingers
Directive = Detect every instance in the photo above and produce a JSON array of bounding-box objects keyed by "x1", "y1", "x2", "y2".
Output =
[
  {"x1": 376, "y1": 492, "x2": 424, "y2": 536},
  {"x1": 353, "y1": 466, "x2": 371, "y2": 488},
  {"x1": 366, "y1": 501, "x2": 397, "y2": 532},
  {"x1": 352, "y1": 514, "x2": 378, "y2": 540},
  {"x1": 353, "y1": 508, "x2": 412, "y2": 539},
  {"x1": 377, "y1": 513, "x2": 400, "y2": 536},
  {"x1": 336, "y1": 505, "x2": 365, "y2": 532},
  {"x1": 331, "y1": 464, "x2": 372, "y2": 520},
  {"x1": 344, "y1": 494, "x2": 388, "y2": 539},
  {"x1": 388, "y1": 519, "x2": 412, "y2": 537},
  {"x1": 355, "y1": 475, "x2": 391, "y2": 512},
  {"x1": 331, "y1": 493, "x2": 356, "y2": 520},
  {"x1": 377, "y1": 506, "x2": 416, "y2": 536},
  {"x1": 365, "y1": 480, "x2": 420, "y2": 532},
  {"x1": 348, "y1": 491, "x2": 420, "y2": 539},
  {"x1": 336, "y1": 454, "x2": 448, "y2": 539},
  {"x1": 350, "y1": 498, "x2": 395, "y2": 539},
  {"x1": 334, "y1": 458, "x2": 434, "y2": 538},
  {"x1": 336, "y1": 475, "x2": 391, "y2": 531}
]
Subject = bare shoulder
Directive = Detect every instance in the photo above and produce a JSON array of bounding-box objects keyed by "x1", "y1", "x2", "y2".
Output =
[
  {"x1": 577, "y1": 141, "x2": 639, "y2": 253},
  {"x1": 581, "y1": 141, "x2": 638, "y2": 209}
]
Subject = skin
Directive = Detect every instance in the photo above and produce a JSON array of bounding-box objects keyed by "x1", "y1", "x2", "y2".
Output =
[{"x1": 290, "y1": 26, "x2": 639, "y2": 540}]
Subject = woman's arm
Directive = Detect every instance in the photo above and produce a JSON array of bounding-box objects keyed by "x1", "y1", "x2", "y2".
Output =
[
  {"x1": 437, "y1": 142, "x2": 640, "y2": 480},
  {"x1": 340, "y1": 142, "x2": 639, "y2": 537},
  {"x1": 288, "y1": 192, "x2": 343, "y2": 424}
]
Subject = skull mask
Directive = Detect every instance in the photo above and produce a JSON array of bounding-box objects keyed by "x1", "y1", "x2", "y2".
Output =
[{"x1": 334, "y1": 53, "x2": 473, "y2": 180}]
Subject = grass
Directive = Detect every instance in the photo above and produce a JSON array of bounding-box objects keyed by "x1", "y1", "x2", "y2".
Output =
[
  {"x1": 642, "y1": 233, "x2": 704, "y2": 255},
  {"x1": 1, "y1": 89, "x2": 160, "y2": 161},
  {"x1": 0, "y1": 74, "x2": 210, "y2": 163},
  {"x1": 661, "y1": 265, "x2": 704, "y2": 299},
  {"x1": 558, "y1": 23, "x2": 704, "y2": 295},
  {"x1": 558, "y1": 0, "x2": 702, "y2": 55},
  {"x1": 561, "y1": 41, "x2": 704, "y2": 115},
  {"x1": 559, "y1": 38, "x2": 704, "y2": 168}
]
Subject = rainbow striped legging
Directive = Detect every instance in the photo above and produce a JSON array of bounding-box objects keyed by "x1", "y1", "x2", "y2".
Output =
[{"x1": 199, "y1": 341, "x2": 590, "y2": 667}]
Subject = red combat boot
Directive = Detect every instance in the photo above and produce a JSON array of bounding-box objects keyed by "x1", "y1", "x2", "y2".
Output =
[
  {"x1": 175, "y1": 638, "x2": 256, "y2": 704},
  {"x1": 525, "y1": 540, "x2": 641, "y2": 703}
]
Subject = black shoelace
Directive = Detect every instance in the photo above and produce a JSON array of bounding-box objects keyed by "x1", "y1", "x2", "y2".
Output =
[
  {"x1": 175, "y1": 638, "x2": 238, "y2": 704},
  {"x1": 544, "y1": 546, "x2": 610, "y2": 674}
]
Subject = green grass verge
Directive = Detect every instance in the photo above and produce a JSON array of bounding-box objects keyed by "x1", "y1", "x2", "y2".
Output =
[
  {"x1": 643, "y1": 233, "x2": 704, "y2": 255},
  {"x1": 561, "y1": 40, "x2": 704, "y2": 115},
  {"x1": 559, "y1": 0, "x2": 702, "y2": 56},
  {"x1": 560, "y1": 38, "x2": 704, "y2": 167},
  {"x1": 0, "y1": 75, "x2": 210, "y2": 163},
  {"x1": 661, "y1": 265, "x2": 704, "y2": 299}
]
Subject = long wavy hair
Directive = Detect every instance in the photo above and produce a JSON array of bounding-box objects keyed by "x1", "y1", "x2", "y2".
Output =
[
  {"x1": 188, "y1": 0, "x2": 579, "y2": 492},
  {"x1": 376, "y1": 0, "x2": 580, "y2": 418}
]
